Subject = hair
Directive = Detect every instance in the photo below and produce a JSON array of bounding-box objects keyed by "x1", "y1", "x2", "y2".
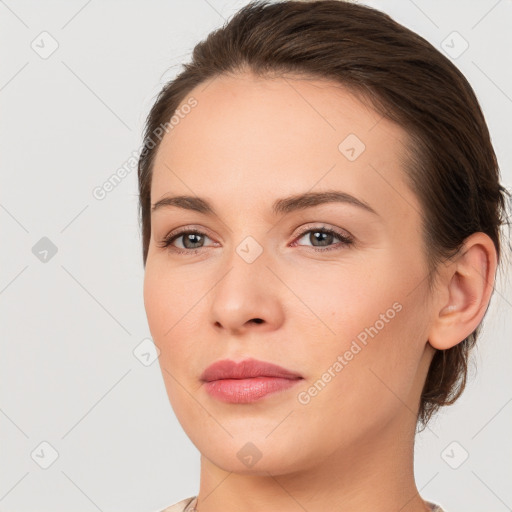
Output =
[{"x1": 137, "y1": 0, "x2": 511, "y2": 429}]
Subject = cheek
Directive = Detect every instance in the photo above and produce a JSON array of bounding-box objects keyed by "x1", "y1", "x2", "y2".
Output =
[
  {"x1": 143, "y1": 269, "x2": 168, "y2": 343},
  {"x1": 143, "y1": 264, "x2": 207, "y2": 383},
  {"x1": 143, "y1": 269, "x2": 199, "y2": 413},
  {"x1": 292, "y1": 256, "x2": 428, "y2": 413},
  {"x1": 283, "y1": 256, "x2": 402, "y2": 345},
  {"x1": 143, "y1": 261, "x2": 202, "y2": 342}
]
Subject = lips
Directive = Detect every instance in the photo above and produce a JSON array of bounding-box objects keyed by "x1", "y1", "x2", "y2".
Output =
[{"x1": 200, "y1": 358, "x2": 303, "y2": 382}]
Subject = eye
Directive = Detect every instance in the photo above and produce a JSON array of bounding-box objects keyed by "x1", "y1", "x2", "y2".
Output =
[
  {"x1": 291, "y1": 225, "x2": 354, "y2": 252},
  {"x1": 157, "y1": 224, "x2": 354, "y2": 255},
  {"x1": 157, "y1": 228, "x2": 216, "y2": 255}
]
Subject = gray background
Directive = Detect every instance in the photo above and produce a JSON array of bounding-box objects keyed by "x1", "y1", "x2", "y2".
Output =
[{"x1": 1, "y1": 1, "x2": 511, "y2": 511}]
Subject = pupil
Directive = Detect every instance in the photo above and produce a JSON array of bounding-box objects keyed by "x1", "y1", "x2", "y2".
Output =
[
  {"x1": 184, "y1": 233, "x2": 202, "y2": 248},
  {"x1": 312, "y1": 231, "x2": 332, "y2": 246}
]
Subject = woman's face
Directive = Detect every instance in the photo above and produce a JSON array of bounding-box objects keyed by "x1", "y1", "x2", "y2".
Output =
[{"x1": 144, "y1": 72, "x2": 437, "y2": 474}]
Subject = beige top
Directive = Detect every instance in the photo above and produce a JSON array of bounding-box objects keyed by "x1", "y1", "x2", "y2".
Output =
[{"x1": 159, "y1": 496, "x2": 447, "y2": 511}]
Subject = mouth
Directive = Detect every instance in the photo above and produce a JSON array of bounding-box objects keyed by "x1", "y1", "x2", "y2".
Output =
[{"x1": 200, "y1": 358, "x2": 304, "y2": 404}]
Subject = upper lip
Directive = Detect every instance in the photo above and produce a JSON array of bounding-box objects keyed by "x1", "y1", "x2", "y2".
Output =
[{"x1": 200, "y1": 358, "x2": 303, "y2": 382}]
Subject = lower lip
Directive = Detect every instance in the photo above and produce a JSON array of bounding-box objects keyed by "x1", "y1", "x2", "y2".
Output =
[{"x1": 203, "y1": 376, "x2": 302, "y2": 403}]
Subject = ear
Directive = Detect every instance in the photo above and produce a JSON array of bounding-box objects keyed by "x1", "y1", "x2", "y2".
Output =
[{"x1": 428, "y1": 232, "x2": 498, "y2": 350}]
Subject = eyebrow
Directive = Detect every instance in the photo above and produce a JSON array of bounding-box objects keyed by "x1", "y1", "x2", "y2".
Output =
[{"x1": 151, "y1": 190, "x2": 379, "y2": 217}]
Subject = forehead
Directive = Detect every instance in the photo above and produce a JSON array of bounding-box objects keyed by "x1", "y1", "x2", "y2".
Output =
[{"x1": 151, "y1": 72, "x2": 420, "y2": 222}]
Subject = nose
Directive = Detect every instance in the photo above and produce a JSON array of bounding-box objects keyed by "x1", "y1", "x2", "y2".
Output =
[{"x1": 208, "y1": 246, "x2": 285, "y2": 336}]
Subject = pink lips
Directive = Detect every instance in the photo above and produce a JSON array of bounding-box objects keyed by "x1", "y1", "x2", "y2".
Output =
[{"x1": 201, "y1": 358, "x2": 303, "y2": 404}]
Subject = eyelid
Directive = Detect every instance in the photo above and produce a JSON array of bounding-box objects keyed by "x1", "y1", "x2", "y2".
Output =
[
  {"x1": 292, "y1": 222, "x2": 352, "y2": 240},
  {"x1": 158, "y1": 222, "x2": 354, "y2": 254},
  {"x1": 158, "y1": 225, "x2": 218, "y2": 250},
  {"x1": 290, "y1": 224, "x2": 354, "y2": 251},
  {"x1": 162, "y1": 224, "x2": 217, "y2": 242}
]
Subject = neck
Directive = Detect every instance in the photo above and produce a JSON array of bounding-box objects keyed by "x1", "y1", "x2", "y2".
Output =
[{"x1": 194, "y1": 409, "x2": 431, "y2": 512}]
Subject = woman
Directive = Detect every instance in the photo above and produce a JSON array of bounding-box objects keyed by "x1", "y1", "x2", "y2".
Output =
[{"x1": 138, "y1": 1, "x2": 510, "y2": 511}]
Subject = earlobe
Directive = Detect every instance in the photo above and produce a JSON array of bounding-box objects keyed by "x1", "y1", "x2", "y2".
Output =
[{"x1": 427, "y1": 232, "x2": 497, "y2": 351}]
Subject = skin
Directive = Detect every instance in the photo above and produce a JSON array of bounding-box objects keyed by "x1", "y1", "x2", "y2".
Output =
[{"x1": 143, "y1": 71, "x2": 497, "y2": 512}]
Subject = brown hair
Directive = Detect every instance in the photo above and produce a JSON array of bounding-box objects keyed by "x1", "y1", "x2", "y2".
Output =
[{"x1": 137, "y1": 0, "x2": 510, "y2": 429}]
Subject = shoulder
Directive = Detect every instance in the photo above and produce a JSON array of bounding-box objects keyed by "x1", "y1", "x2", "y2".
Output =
[
  {"x1": 157, "y1": 496, "x2": 197, "y2": 512},
  {"x1": 425, "y1": 501, "x2": 448, "y2": 512},
  {"x1": 157, "y1": 497, "x2": 446, "y2": 512}
]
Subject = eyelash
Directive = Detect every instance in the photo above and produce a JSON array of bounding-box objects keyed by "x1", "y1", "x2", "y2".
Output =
[{"x1": 157, "y1": 225, "x2": 354, "y2": 255}]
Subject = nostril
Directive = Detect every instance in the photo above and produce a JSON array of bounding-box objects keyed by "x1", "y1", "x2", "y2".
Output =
[{"x1": 251, "y1": 318, "x2": 264, "y2": 324}]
